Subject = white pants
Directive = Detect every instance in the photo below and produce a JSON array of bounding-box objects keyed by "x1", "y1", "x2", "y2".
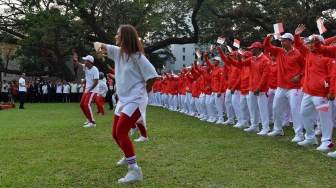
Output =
[
  {"x1": 199, "y1": 93, "x2": 207, "y2": 116},
  {"x1": 240, "y1": 95, "x2": 250, "y2": 126},
  {"x1": 190, "y1": 96, "x2": 196, "y2": 113},
  {"x1": 268, "y1": 88, "x2": 276, "y2": 122},
  {"x1": 225, "y1": 89, "x2": 241, "y2": 122},
  {"x1": 213, "y1": 92, "x2": 225, "y2": 121},
  {"x1": 185, "y1": 92, "x2": 192, "y2": 113},
  {"x1": 249, "y1": 91, "x2": 269, "y2": 130},
  {"x1": 206, "y1": 94, "x2": 216, "y2": 119},
  {"x1": 172, "y1": 95, "x2": 178, "y2": 110},
  {"x1": 300, "y1": 94, "x2": 333, "y2": 146},
  {"x1": 273, "y1": 88, "x2": 303, "y2": 136},
  {"x1": 180, "y1": 94, "x2": 186, "y2": 111}
]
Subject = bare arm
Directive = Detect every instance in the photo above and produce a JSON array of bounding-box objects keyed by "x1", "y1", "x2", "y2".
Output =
[
  {"x1": 146, "y1": 77, "x2": 157, "y2": 92},
  {"x1": 73, "y1": 53, "x2": 84, "y2": 69}
]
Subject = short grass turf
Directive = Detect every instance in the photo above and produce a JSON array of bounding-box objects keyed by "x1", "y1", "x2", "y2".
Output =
[{"x1": 0, "y1": 103, "x2": 336, "y2": 187}]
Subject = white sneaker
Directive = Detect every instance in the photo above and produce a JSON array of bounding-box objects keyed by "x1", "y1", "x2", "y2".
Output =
[
  {"x1": 118, "y1": 167, "x2": 143, "y2": 184},
  {"x1": 83, "y1": 122, "x2": 96, "y2": 128},
  {"x1": 257, "y1": 129, "x2": 270, "y2": 135},
  {"x1": 200, "y1": 117, "x2": 208, "y2": 121},
  {"x1": 233, "y1": 123, "x2": 241, "y2": 128},
  {"x1": 236, "y1": 124, "x2": 249, "y2": 129},
  {"x1": 316, "y1": 143, "x2": 334, "y2": 151},
  {"x1": 244, "y1": 126, "x2": 260, "y2": 133},
  {"x1": 130, "y1": 127, "x2": 139, "y2": 135},
  {"x1": 116, "y1": 156, "x2": 127, "y2": 166},
  {"x1": 84, "y1": 120, "x2": 89, "y2": 125},
  {"x1": 327, "y1": 151, "x2": 336, "y2": 158},
  {"x1": 291, "y1": 135, "x2": 304, "y2": 142},
  {"x1": 216, "y1": 119, "x2": 224, "y2": 124},
  {"x1": 198, "y1": 114, "x2": 204, "y2": 119},
  {"x1": 267, "y1": 130, "x2": 284, "y2": 136},
  {"x1": 314, "y1": 128, "x2": 322, "y2": 136},
  {"x1": 298, "y1": 139, "x2": 318, "y2": 146},
  {"x1": 207, "y1": 118, "x2": 217, "y2": 123},
  {"x1": 134, "y1": 136, "x2": 149, "y2": 142},
  {"x1": 222, "y1": 120, "x2": 235, "y2": 125}
]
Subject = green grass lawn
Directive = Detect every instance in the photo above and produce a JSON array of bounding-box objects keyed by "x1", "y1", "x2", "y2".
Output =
[{"x1": 1, "y1": 103, "x2": 336, "y2": 187}]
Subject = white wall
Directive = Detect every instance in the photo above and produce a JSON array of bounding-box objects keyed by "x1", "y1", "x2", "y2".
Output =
[{"x1": 166, "y1": 43, "x2": 195, "y2": 72}]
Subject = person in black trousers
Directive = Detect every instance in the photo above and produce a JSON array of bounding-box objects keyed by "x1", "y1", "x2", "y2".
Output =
[{"x1": 18, "y1": 73, "x2": 27, "y2": 109}]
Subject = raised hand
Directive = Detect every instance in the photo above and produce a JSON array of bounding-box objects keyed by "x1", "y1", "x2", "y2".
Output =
[
  {"x1": 295, "y1": 24, "x2": 306, "y2": 35},
  {"x1": 216, "y1": 46, "x2": 222, "y2": 51}
]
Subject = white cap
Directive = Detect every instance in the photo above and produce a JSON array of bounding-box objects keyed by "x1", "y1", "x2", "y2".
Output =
[
  {"x1": 214, "y1": 57, "x2": 221, "y2": 61},
  {"x1": 82, "y1": 55, "x2": 94, "y2": 63},
  {"x1": 308, "y1": 35, "x2": 325, "y2": 43},
  {"x1": 280, "y1": 33, "x2": 294, "y2": 41}
]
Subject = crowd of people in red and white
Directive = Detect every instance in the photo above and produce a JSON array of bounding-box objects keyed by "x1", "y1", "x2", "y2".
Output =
[{"x1": 148, "y1": 24, "x2": 336, "y2": 158}]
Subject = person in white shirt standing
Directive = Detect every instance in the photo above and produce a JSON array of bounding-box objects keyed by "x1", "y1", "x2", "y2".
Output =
[
  {"x1": 70, "y1": 80, "x2": 78, "y2": 102},
  {"x1": 42, "y1": 83, "x2": 48, "y2": 102},
  {"x1": 96, "y1": 72, "x2": 108, "y2": 115},
  {"x1": 63, "y1": 81, "x2": 70, "y2": 103},
  {"x1": 94, "y1": 25, "x2": 158, "y2": 184},
  {"x1": 18, "y1": 73, "x2": 27, "y2": 109},
  {"x1": 73, "y1": 54, "x2": 99, "y2": 128}
]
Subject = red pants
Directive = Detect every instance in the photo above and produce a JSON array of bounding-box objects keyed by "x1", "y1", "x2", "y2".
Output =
[
  {"x1": 132, "y1": 123, "x2": 148, "y2": 138},
  {"x1": 112, "y1": 108, "x2": 141, "y2": 157},
  {"x1": 80, "y1": 92, "x2": 97, "y2": 123},
  {"x1": 96, "y1": 96, "x2": 106, "y2": 114}
]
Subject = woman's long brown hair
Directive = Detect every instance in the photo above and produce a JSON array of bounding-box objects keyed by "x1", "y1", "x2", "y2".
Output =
[{"x1": 119, "y1": 25, "x2": 145, "y2": 61}]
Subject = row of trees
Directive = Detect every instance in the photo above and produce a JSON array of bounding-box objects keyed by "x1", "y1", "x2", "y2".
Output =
[{"x1": 0, "y1": 0, "x2": 335, "y2": 80}]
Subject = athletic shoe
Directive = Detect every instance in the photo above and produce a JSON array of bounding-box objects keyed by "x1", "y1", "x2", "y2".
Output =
[
  {"x1": 99, "y1": 113, "x2": 106, "y2": 116},
  {"x1": 118, "y1": 167, "x2": 143, "y2": 184},
  {"x1": 314, "y1": 128, "x2": 322, "y2": 136},
  {"x1": 267, "y1": 130, "x2": 284, "y2": 136},
  {"x1": 200, "y1": 117, "x2": 208, "y2": 121},
  {"x1": 84, "y1": 120, "x2": 89, "y2": 125},
  {"x1": 134, "y1": 136, "x2": 149, "y2": 142},
  {"x1": 116, "y1": 156, "x2": 127, "y2": 166},
  {"x1": 83, "y1": 122, "x2": 96, "y2": 128},
  {"x1": 222, "y1": 120, "x2": 235, "y2": 125},
  {"x1": 298, "y1": 138, "x2": 318, "y2": 146},
  {"x1": 291, "y1": 135, "x2": 304, "y2": 142},
  {"x1": 207, "y1": 118, "x2": 217, "y2": 123},
  {"x1": 244, "y1": 126, "x2": 259, "y2": 133},
  {"x1": 233, "y1": 123, "x2": 241, "y2": 128},
  {"x1": 316, "y1": 143, "x2": 334, "y2": 151},
  {"x1": 327, "y1": 151, "x2": 336, "y2": 158},
  {"x1": 130, "y1": 127, "x2": 138, "y2": 135},
  {"x1": 257, "y1": 129, "x2": 270, "y2": 135},
  {"x1": 216, "y1": 119, "x2": 224, "y2": 124},
  {"x1": 236, "y1": 124, "x2": 249, "y2": 129}
]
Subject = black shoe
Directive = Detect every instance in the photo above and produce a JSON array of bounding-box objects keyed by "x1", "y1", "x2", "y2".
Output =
[
  {"x1": 109, "y1": 108, "x2": 113, "y2": 111},
  {"x1": 19, "y1": 107, "x2": 25, "y2": 109}
]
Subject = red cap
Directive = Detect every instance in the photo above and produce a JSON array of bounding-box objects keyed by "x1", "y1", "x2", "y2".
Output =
[
  {"x1": 247, "y1": 42, "x2": 263, "y2": 49},
  {"x1": 230, "y1": 51, "x2": 238, "y2": 56},
  {"x1": 242, "y1": 51, "x2": 253, "y2": 57}
]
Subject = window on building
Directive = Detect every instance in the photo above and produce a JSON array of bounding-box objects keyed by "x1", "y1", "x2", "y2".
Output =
[
  {"x1": 183, "y1": 55, "x2": 185, "y2": 61},
  {"x1": 182, "y1": 47, "x2": 185, "y2": 53}
]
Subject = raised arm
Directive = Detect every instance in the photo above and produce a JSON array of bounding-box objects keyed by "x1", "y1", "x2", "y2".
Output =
[
  {"x1": 73, "y1": 53, "x2": 84, "y2": 69},
  {"x1": 293, "y1": 24, "x2": 310, "y2": 57},
  {"x1": 263, "y1": 34, "x2": 281, "y2": 58}
]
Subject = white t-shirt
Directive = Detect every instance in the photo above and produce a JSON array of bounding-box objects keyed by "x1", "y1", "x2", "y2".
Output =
[
  {"x1": 19, "y1": 78, "x2": 26, "y2": 92},
  {"x1": 78, "y1": 84, "x2": 84, "y2": 93},
  {"x1": 70, "y1": 83, "x2": 78, "y2": 93},
  {"x1": 98, "y1": 78, "x2": 108, "y2": 97},
  {"x1": 106, "y1": 45, "x2": 158, "y2": 115},
  {"x1": 42, "y1": 85, "x2": 48, "y2": 94},
  {"x1": 56, "y1": 85, "x2": 62, "y2": 93},
  {"x1": 63, "y1": 85, "x2": 70, "y2": 94},
  {"x1": 82, "y1": 64, "x2": 99, "y2": 93}
]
